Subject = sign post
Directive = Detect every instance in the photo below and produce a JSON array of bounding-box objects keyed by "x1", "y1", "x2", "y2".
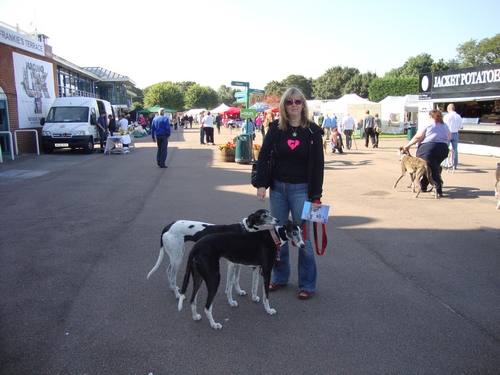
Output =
[{"x1": 231, "y1": 80, "x2": 265, "y2": 131}]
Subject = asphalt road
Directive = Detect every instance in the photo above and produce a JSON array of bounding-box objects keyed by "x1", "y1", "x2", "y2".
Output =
[{"x1": 1, "y1": 128, "x2": 499, "y2": 374}]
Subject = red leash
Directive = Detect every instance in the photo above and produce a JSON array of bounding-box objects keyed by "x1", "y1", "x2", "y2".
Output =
[{"x1": 302, "y1": 221, "x2": 327, "y2": 256}]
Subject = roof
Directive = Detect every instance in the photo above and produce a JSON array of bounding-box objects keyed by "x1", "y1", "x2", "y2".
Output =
[{"x1": 83, "y1": 67, "x2": 136, "y2": 85}]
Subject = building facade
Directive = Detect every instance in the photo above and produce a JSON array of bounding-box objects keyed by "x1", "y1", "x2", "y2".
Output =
[{"x1": 0, "y1": 21, "x2": 136, "y2": 155}]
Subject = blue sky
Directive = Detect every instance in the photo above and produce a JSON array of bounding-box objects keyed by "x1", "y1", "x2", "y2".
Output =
[{"x1": 1, "y1": 0, "x2": 498, "y2": 91}]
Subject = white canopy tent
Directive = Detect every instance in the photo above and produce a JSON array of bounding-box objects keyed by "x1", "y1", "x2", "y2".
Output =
[
  {"x1": 322, "y1": 94, "x2": 381, "y2": 124},
  {"x1": 210, "y1": 103, "x2": 230, "y2": 114},
  {"x1": 184, "y1": 108, "x2": 206, "y2": 117},
  {"x1": 379, "y1": 95, "x2": 419, "y2": 134}
]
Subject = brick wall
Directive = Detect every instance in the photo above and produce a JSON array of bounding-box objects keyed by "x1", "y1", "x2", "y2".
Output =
[{"x1": 0, "y1": 43, "x2": 58, "y2": 154}]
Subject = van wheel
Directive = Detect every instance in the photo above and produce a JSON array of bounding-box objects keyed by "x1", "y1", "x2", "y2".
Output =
[
  {"x1": 83, "y1": 138, "x2": 94, "y2": 154},
  {"x1": 42, "y1": 146, "x2": 54, "y2": 154}
]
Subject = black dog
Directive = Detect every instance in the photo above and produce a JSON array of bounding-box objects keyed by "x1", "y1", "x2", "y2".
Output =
[
  {"x1": 178, "y1": 220, "x2": 305, "y2": 329},
  {"x1": 147, "y1": 209, "x2": 278, "y2": 299}
]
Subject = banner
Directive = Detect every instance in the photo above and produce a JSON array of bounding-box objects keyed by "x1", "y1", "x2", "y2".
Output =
[{"x1": 13, "y1": 52, "x2": 56, "y2": 128}]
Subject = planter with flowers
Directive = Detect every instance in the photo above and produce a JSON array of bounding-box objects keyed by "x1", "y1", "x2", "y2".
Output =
[
  {"x1": 252, "y1": 144, "x2": 261, "y2": 161},
  {"x1": 219, "y1": 141, "x2": 236, "y2": 162}
]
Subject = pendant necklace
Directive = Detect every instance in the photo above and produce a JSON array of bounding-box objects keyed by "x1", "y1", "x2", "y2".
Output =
[{"x1": 290, "y1": 124, "x2": 300, "y2": 137}]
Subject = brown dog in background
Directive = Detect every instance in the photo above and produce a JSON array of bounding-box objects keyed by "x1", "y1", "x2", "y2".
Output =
[{"x1": 393, "y1": 147, "x2": 438, "y2": 199}]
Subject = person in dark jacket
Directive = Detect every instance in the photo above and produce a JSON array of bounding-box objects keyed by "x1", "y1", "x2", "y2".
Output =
[
  {"x1": 256, "y1": 87, "x2": 324, "y2": 300},
  {"x1": 151, "y1": 108, "x2": 171, "y2": 168}
]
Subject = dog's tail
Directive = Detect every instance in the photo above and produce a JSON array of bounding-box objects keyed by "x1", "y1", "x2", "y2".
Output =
[
  {"x1": 146, "y1": 247, "x2": 164, "y2": 279},
  {"x1": 178, "y1": 254, "x2": 193, "y2": 311}
]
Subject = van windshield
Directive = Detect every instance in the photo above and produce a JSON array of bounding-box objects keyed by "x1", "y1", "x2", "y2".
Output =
[{"x1": 46, "y1": 106, "x2": 89, "y2": 123}]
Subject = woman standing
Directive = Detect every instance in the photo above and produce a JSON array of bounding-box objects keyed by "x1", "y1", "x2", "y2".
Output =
[
  {"x1": 404, "y1": 109, "x2": 451, "y2": 197},
  {"x1": 202, "y1": 111, "x2": 215, "y2": 145},
  {"x1": 255, "y1": 87, "x2": 324, "y2": 300}
]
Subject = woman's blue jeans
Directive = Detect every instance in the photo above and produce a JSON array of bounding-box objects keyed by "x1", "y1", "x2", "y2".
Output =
[{"x1": 270, "y1": 180, "x2": 317, "y2": 292}]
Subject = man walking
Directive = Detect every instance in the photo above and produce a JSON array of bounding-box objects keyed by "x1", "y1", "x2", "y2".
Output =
[
  {"x1": 363, "y1": 110, "x2": 377, "y2": 148},
  {"x1": 341, "y1": 113, "x2": 356, "y2": 150},
  {"x1": 151, "y1": 108, "x2": 171, "y2": 168},
  {"x1": 444, "y1": 103, "x2": 462, "y2": 169}
]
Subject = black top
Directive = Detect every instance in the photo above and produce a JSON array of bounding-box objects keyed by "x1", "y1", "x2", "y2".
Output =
[{"x1": 256, "y1": 119, "x2": 324, "y2": 201}]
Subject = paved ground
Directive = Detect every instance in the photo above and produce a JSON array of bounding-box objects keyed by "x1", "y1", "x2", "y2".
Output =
[{"x1": 1, "y1": 127, "x2": 499, "y2": 374}]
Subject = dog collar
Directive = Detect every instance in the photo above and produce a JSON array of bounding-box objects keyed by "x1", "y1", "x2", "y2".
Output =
[{"x1": 270, "y1": 229, "x2": 282, "y2": 267}]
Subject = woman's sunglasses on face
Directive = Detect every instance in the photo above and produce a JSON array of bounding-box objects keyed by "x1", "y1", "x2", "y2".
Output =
[{"x1": 285, "y1": 99, "x2": 304, "y2": 106}]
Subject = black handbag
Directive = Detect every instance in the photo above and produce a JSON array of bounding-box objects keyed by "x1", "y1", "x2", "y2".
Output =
[{"x1": 251, "y1": 157, "x2": 275, "y2": 188}]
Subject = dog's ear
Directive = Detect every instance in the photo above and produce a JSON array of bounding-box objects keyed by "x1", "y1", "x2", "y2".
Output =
[{"x1": 247, "y1": 213, "x2": 256, "y2": 227}]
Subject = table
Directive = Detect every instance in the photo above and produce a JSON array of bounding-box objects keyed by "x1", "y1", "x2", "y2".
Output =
[{"x1": 104, "y1": 134, "x2": 133, "y2": 154}]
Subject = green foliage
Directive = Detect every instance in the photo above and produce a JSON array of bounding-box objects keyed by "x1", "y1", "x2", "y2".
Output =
[
  {"x1": 184, "y1": 85, "x2": 219, "y2": 109},
  {"x1": 217, "y1": 85, "x2": 236, "y2": 106},
  {"x1": 342, "y1": 72, "x2": 378, "y2": 98},
  {"x1": 385, "y1": 53, "x2": 434, "y2": 78},
  {"x1": 280, "y1": 75, "x2": 313, "y2": 99},
  {"x1": 456, "y1": 34, "x2": 500, "y2": 67},
  {"x1": 174, "y1": 81, "x2": 197, "y2": 93},
  {"x1": 132, "y1": 102, "x2": 143, "y2": 110},
  {"x1": 143, "y1": 82, "x2": 184, "y2": 111},
  {"x1": 264, "y1": 81, "x2": 286, "y2": 96},
  {"x1": 312, "y1": 66, "x2": 360, "y2": 99},
  {"x1": 368, "y1": 77, "x2": 418, "y2": 102}
]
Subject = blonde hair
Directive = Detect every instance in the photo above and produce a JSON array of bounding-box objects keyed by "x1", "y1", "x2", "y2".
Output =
[
  {"x1": 278, "y1": 87, "x2": 310, "y2": 131},
  {"x1": 447, "y1": 103, "x2": 455, "y2": 112}
]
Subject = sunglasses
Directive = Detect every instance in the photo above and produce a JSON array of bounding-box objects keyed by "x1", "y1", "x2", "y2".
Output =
[{"x1": 285, "y1": 99, "x2": 304, "y2": 106}]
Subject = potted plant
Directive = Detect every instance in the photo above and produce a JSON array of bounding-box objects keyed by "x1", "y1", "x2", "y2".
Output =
[{"x1": 218, "y1": 141, "x2": 236, "y2": 162}]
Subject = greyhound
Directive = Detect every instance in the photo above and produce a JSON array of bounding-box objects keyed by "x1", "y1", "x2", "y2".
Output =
[
  {"x1": 178, "y1": 220, "x2": 305, "y2": 329},
  {"x1": 147, "y1": 209, "x2": 278, "y2": 300},
  {"x1": 393, "y1": 147, "x2": 438, "y2": 199}
]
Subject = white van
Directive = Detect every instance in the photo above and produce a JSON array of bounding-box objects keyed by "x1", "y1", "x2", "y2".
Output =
[{"x1": 40, "y1": 97, "x2": 116, "y2": 154}]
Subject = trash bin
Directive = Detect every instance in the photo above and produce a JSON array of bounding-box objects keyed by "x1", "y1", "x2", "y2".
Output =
[
  {"x1": 235, "y1": 134, "x2": 252, "y2": 164},
  {"x1": 407, "y1": 125, "x2": 416, "y2": 141}
]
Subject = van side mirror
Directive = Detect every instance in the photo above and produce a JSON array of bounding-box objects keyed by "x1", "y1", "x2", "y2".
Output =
[
  {"x1": 90, "y1": 116, "x2": 97, "y2": 125},
  {"x1": 40, "y1": 118, "x2": 45, "y2": 126}
]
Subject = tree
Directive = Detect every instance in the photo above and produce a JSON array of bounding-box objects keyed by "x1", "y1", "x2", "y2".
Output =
[
  {"x1": 281, "y1": 75, "x2": 313, "y2": 99},
  {"x1": 174, "y1": 81, "x2": 197, "y2": 94},
  {"x1": 385, "y1": 53, "x2": 434, "y2": 78},
  {"x1": 342, "y1": 72, "x2": 378, "y2": 98},
  {"x1": 217, "y1": 85, "x2": 236, "y2": 106},
  {"x1": 312, "y1": 66, "x2": 360, "y2": 99},
  {"x1": 184, "y1": 85, "x2": 219, "y2": 109},
  {"x1": 131, "y1": 102, "x2": 143, "y2": 110},
  {"x1": 456, "y1": 34, "x2": 500, "y2": 67},
  {"x1": 143, "y1": 82, "x2": 184, "y2": 111},
  {"x1": 264, "y1": 81, "x2": 286, "y2": 96},
  {"x1": 368, "y1": 77, "x2": 418, "y2": 102}
]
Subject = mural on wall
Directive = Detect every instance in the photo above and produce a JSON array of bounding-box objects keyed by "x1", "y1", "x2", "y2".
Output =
[{"x1": 13, "y1": 52, "x2": 55, "y2": 128}]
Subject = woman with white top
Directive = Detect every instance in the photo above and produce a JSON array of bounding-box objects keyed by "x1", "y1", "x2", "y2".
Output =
[{"x1": 202, "y1": 111, "x2": 215, "y2": 145}]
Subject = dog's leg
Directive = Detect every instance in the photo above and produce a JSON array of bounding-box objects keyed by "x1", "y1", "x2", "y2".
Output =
[
  {"x1": 189, "y1": 273, "x2": 203, "y2": 322},
  {"x1": 251, "y1": 267, "x2": 261, "y2": 303},
  {"x1": 413, "y1": 170, "x2": 423, "y2": 198},
  {"x1": 164, "y1": 237, "x2": 185, "y2": 299},
  {"x1": 261, "y1": 275, "x2": 276, "y2": 315},
  {"x1": 233, "y1": 264, "x2": 246, "y2": 296},
  {"x1": 204, "y1": 271, "x2": 222, "y2": 329},
  {"x1": 204, "y1": 305, "x2": 222, "y2": 329},
  {"x1": 225, "y1": 262, "x2": 239, "y2": 307},
  {"x1": 393, "y1": 173, "x2": 406, "y2": 189},
  {"x1": 190, "y1": 294, "x2": 202, "y2": 321}
]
